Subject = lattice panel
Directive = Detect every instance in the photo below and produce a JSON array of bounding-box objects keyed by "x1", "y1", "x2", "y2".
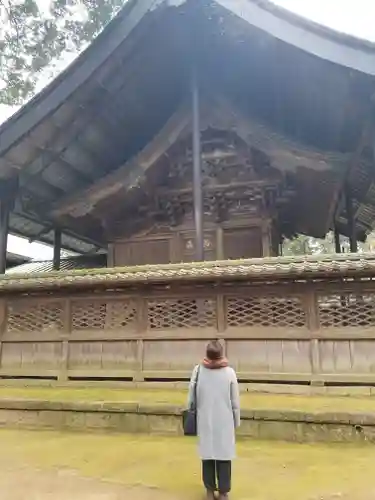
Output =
[
  {"x1": 148, "y1": 298, "x2": 216, "y2": 329},
  {"x1": 318, "y1": 294, "x2": 375, "y2": 328},
  {"x1": 7, "y1": 301, "x2": 64, "y2": 333},
  {"x1": 106, "y1": 301, "x2": 137, "y2": 330},
  {"x1": 72, "y1": 301, "x2": 106, "y2": 330},
  {"x1": 71, "y1": 300, "x2": 137, "y2": 331},
  {"x1": 227, "y1": 296, "x2": 306, "y2": 328}
]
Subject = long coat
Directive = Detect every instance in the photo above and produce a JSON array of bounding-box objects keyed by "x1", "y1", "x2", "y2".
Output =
[{"x1": 187, "y1": 364, "x2": 240, "y2": 461}]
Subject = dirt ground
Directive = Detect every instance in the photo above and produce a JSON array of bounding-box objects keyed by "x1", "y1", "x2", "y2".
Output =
[
  {"x1": 2, "y1": 430, "x2": 375, "y2": 500},
  {"x1": 0, "y1": 457, "x2": 174, "y2": 500}
]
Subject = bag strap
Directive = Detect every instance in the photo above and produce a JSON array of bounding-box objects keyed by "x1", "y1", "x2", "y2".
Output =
[{"x1": 192, "y1": 364, "x2": 200, "y2": 411}]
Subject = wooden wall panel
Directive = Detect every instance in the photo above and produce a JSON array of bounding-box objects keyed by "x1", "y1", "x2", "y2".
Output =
[
  {"x1": 1, "y1": 342, "x2": 62, "y2": 368},
  {"x1": 319, "y1": 340, "x2": 375, "y2": 374},
  {"x1": 68, "y1": 342, "x2": 102, "y2": 369},
  {"x1": 223, "y1": 227, "x2": 262, "y2": 259},
  {"x1": 101, "y1": 341, "x2": 138, "y2": 370},
  {"x1": 114, "y1": 239, "x2": 170, "y2": 266},
  {"x1": 143, "y1": 340, "x2": 207, "y2": 371},
  {"x1": 0, "y1": 342, "x2": 22, "y2": 368},
  {"x1": 227, "y1": 340, "x2": 311, "y2": 373},
  {"x1": 180, "y1": 231, "x2": 216, "y2": 262},
  {"x1": 111, "y1": 221, "x2": 268, "y2": 267},
  {"x1": 350, "y1": 341, "x2": 375, "y2": 373},
  {"x1": 68, "y1": 341, "x2": 137, "y2": 370}
]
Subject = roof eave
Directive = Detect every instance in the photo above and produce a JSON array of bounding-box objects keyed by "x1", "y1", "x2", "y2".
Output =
[
  {"x1": 0, "y1": 0, "x2": 172, "y2": 158},
  {"x1": 216, "y1": 0, "x2": 375, "y2": 75}
]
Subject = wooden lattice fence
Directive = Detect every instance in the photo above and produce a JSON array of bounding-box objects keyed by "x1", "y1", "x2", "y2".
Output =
[{"x1": 1, "y1": 276, "x2": 375, "y2": 385}]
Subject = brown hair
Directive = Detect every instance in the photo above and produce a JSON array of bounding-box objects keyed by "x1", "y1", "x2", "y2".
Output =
[{"x1": 206, "y1": 340, "x2": 224, "y2": 361}]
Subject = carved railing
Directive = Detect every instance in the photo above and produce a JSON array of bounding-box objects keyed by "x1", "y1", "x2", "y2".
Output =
[{"x1": 2, "y1": 259, "x2": 375, "y2": 384}]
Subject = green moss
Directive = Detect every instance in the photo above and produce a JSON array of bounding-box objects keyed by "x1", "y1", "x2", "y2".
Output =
[
  {"x1": 1, "y1": 386, "x2": 375, "y2": 413},
  {"x1": 1, "y1": 429, "x2": 375, "y2": 499}
]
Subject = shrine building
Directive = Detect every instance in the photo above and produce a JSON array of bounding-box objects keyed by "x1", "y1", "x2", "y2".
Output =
[{"x1": 0, "y1": 0, "x2": 375, "y2": 386}]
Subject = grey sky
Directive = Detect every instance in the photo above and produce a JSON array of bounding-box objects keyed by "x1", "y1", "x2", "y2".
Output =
[{"x1": 1, "y1": 0, "x2": 374, "y2": 259}]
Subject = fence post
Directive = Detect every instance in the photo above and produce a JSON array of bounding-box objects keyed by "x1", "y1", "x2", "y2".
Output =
[
  {"x1": 134, "y1": 297, "x2": 146, "y2": 382},
  {"x1": 305, "y1": 290, "x2": 321, "y2": 385},
  {"x1": 216, "y1": 292, "x2": 227, "y2": 355},
  {"x1": 0, "y1": 299, "x2": 7, "y2": 373},
  {"x1": 58, "y1": 298, "x2": 71, "y2": 382}
]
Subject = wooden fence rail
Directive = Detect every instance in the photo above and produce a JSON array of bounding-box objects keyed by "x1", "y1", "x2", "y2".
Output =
[{"x1": 1, "y1": 280, "x2": 375, "y2": 384}]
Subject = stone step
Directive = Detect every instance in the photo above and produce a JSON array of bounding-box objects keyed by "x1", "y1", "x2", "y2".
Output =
[{"x1": 0, "y1": 398, "x2": 374, "y2": 443}]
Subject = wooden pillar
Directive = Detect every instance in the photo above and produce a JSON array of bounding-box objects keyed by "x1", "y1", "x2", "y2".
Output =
[
  {"x1": 53, "y1": 228, "x2": 62, "y2": 271},
  {"x1": 0, "y1": 177, "x2": 18, "y2": 275},
  {"x1": 334, "y1": 226, "x2": 341, "y2": 254},
  {"x1": 345, "y1": 185, "x2": 357, "y2": 253},
  {"x1": 191, "y1": 62, "x2": 204, "y2": 261},
  {"x1": 216, "y1": 227, "x2": 224, "y2": 260},
  {"x1": 0, "y1": 200, "x2": 10, "y2": 275},
  {"x1": 261, "y1": 223, "x2": 271, "y2": 257}
]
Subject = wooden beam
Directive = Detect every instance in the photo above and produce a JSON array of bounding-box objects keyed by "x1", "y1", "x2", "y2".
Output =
[
  {"x1": 53, "y1": 228, "x2": 62, "y2": 271},
  {"x1": 36, "y1": 148, "x2": 94, "y2": 183},
  {"x1": 19, "y1": 88, "x2": 114, "y2": 187},
  {"x1": 51, "y1": 101, "x2": 192, "y2": 218},
  {"x1": 0, "y1": 177, "x2": 18, "y2": 274},
  {"x1": 156, "y1": 180, "x2": 280, "y2": 197}
]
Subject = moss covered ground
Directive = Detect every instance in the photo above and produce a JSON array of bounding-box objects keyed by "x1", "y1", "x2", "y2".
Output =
[
  {"x1": 2, "y1": 429, "x2": 375, "y2": 499},
  {"x1": 1, "y1": 385, "x2": 375, "y2": 413}
]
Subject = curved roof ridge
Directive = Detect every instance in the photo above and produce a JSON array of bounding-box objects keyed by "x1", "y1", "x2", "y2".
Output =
[{"x1": 253, "y1": 0, "x2": 375, "y2": 51}]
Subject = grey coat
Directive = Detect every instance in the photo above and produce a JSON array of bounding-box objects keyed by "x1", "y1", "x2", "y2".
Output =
[{"x1": 187, "y1": 364, "x2": 240, "y2": 461}]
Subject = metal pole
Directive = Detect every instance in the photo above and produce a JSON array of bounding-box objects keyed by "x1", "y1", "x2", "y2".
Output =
[
  {"x1": 53, "y1": 228, "x2": 62, "y2": 271},
  {"x1": 0, "y1": 202, "x2": 9, "y2": 274},
  {"x1": 191, "y1": 62, "x2": 204, "y2": 261}
]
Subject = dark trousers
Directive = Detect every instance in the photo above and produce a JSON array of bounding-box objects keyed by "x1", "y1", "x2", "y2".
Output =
[{"x1": 202, "y1": 460, "x2": 231, "y2": 493}]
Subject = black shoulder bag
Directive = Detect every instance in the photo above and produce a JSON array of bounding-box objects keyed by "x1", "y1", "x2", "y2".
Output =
[{"x1": 182, "y1": 365, "x2": 200, "y2": 436}]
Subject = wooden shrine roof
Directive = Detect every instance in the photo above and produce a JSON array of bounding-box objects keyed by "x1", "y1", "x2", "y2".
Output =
[
  {"x1": 2, "y1": 253, "x2": 375, "y2": 294},
  {"x1": 0, "y1": 0, "x2": 375, "y2": 249}
]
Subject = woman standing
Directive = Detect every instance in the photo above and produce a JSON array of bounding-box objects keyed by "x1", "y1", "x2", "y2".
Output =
[{"x1": 187, "y1": 340, "x2": 240, "y2": 500}]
